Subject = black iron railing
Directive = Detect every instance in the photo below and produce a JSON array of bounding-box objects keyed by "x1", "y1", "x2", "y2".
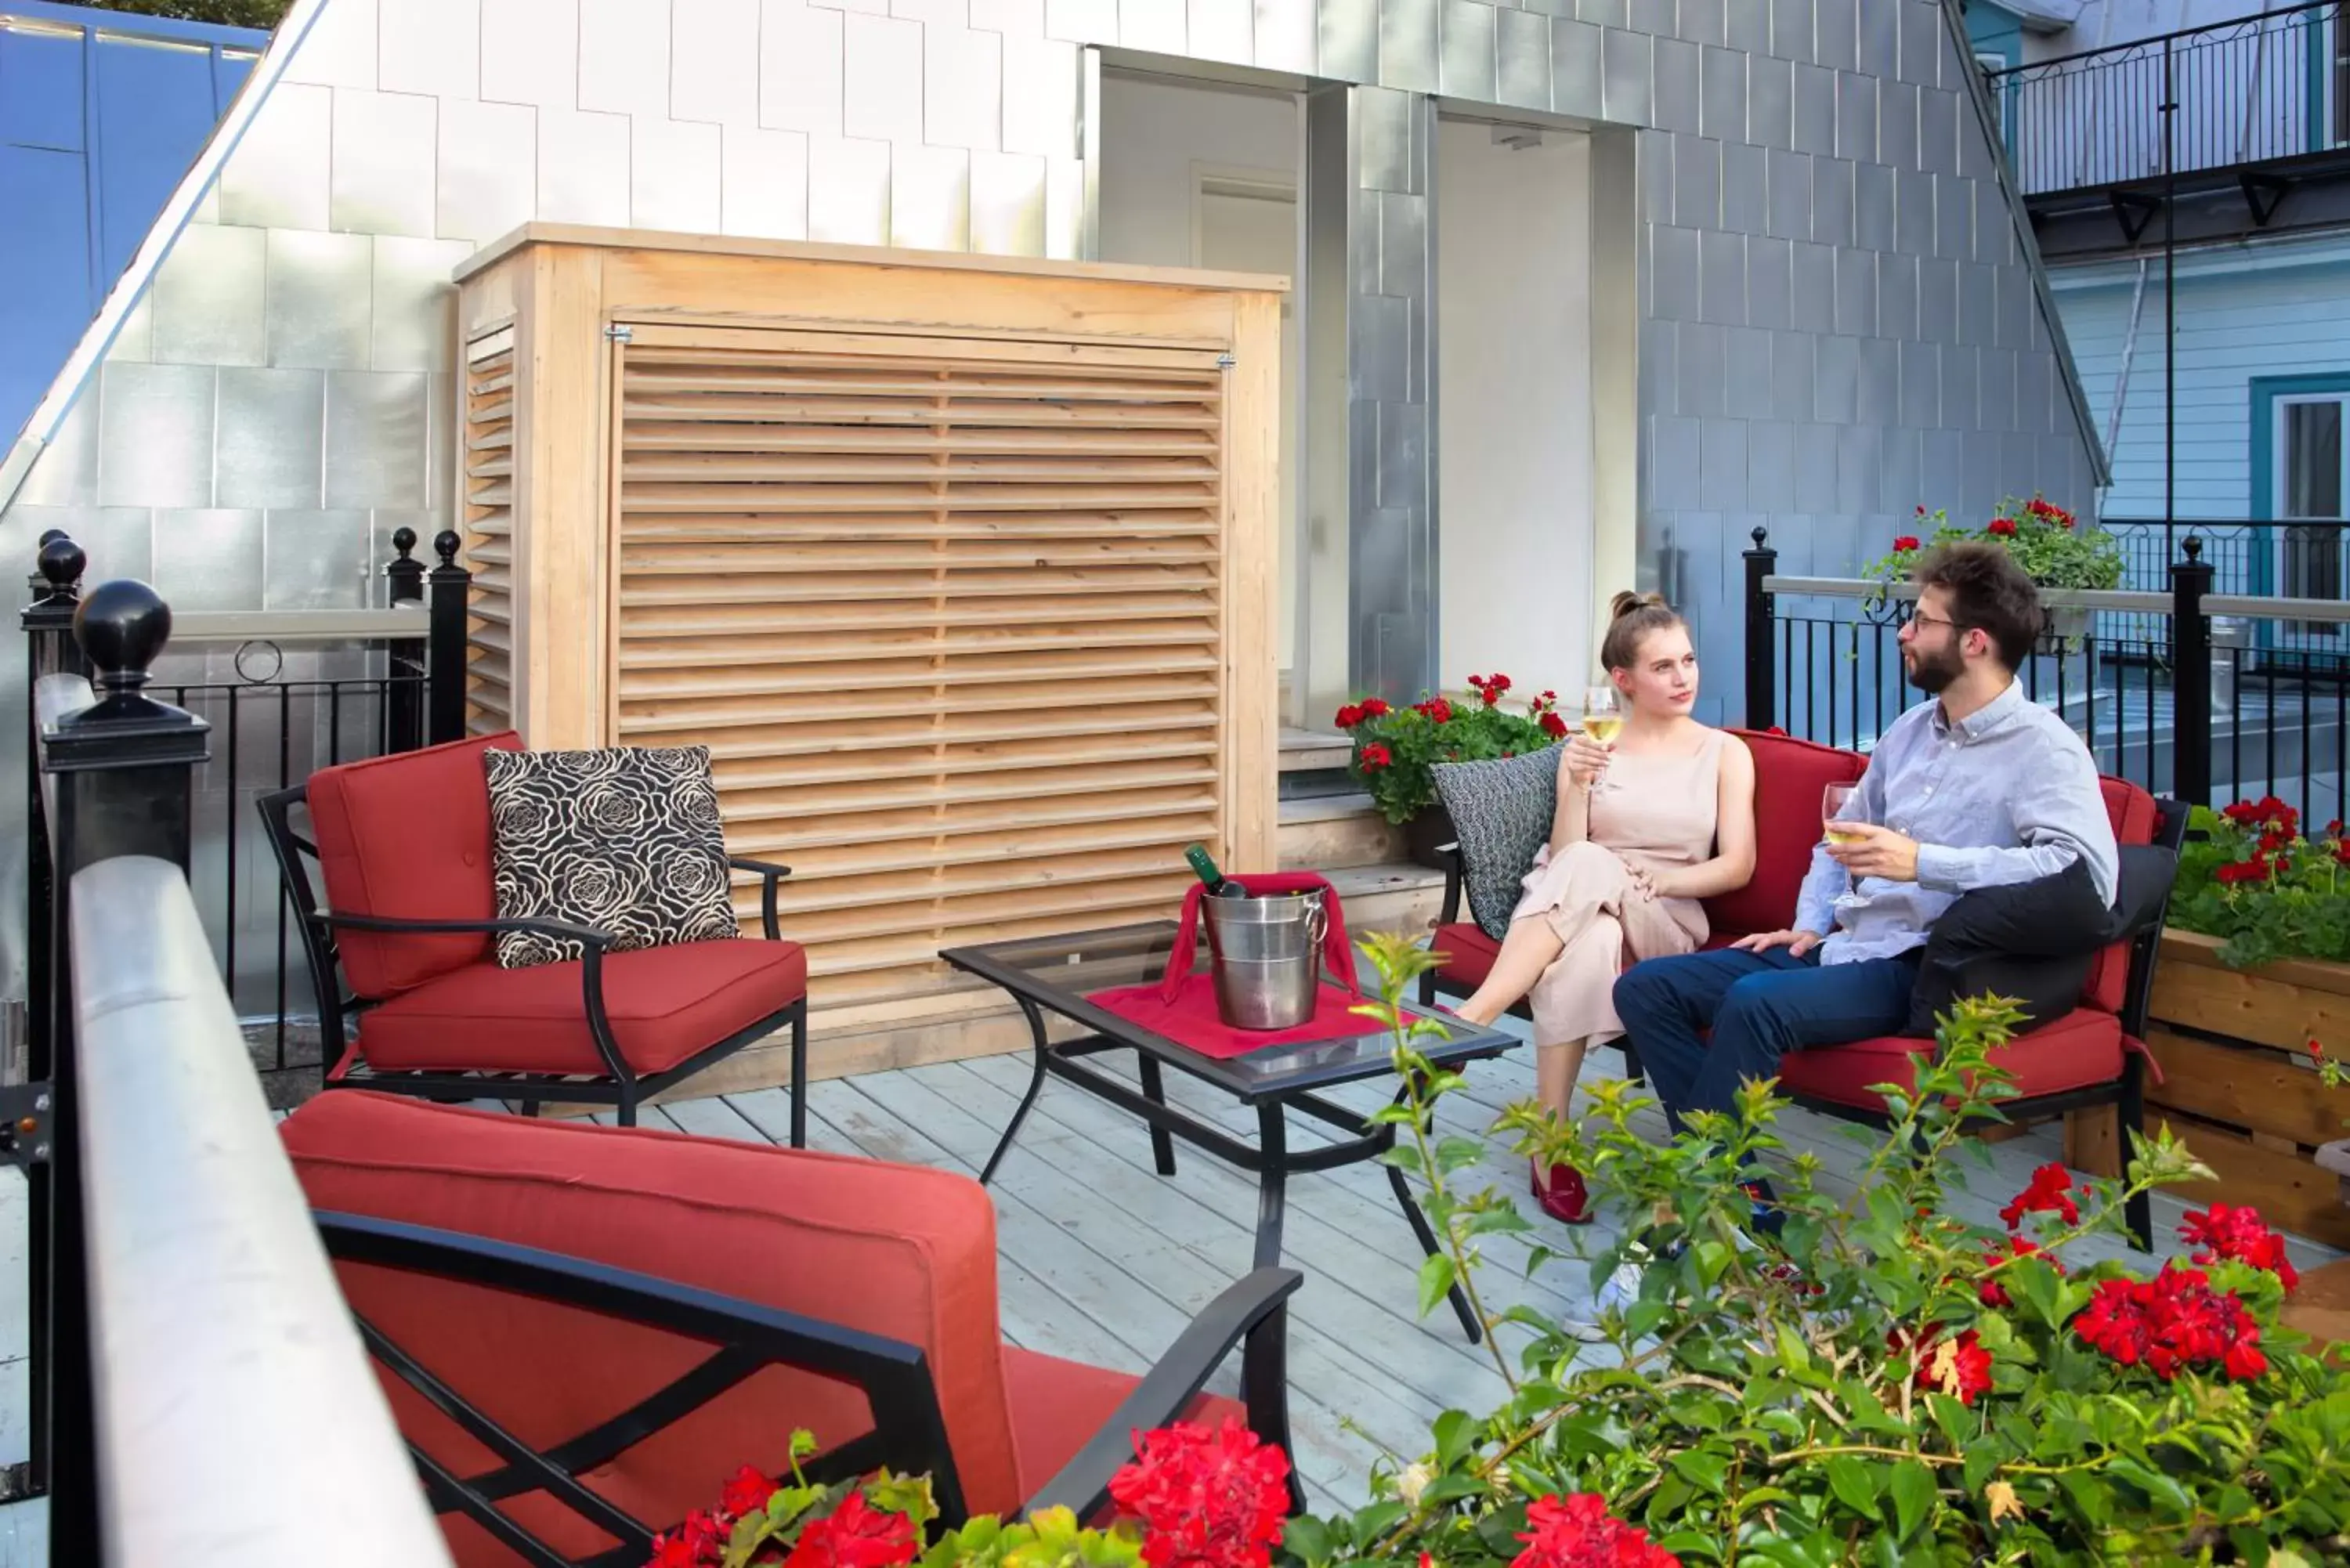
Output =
[
  {"x1": 2102, "y1": 517, "x2": 2350, "y2": 655},
  {"x1": 1741, "y1": 529, "x2": 2350, "y2": 830},
  {"x1": 1988, "y1": 1, "x2": 2350, "y2": 198}
]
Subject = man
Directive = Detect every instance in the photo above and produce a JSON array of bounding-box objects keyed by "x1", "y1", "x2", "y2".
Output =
[{"x1": 1612, "y1": 541, "x2": 2120, "y2": 1154}]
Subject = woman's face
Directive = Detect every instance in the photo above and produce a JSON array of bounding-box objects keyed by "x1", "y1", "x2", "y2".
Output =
[{"x1": 1611, "y1": 623, "x2": 1700, "y2": 714}]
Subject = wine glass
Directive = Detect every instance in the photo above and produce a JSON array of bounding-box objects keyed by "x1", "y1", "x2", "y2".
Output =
[
  {"x1": 1582, "y1": 684, "x2": 1622, "y2": 793},
  {"x1": 1822, "y1": 782, "x2": 1872, "y2": 910}
]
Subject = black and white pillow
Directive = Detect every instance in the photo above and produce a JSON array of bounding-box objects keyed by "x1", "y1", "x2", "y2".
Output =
[
  {"x1": 482, "y1": 746, "x2": 740, "y2": 969},
  {"x1": 1432, "y1": 747, "x2": 1562, "y2": 941}
]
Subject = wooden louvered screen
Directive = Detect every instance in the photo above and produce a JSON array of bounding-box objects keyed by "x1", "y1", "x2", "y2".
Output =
[
  {"x1": 459, "y1": 329, "x2": 516, "y2": 734},
  {"x1": 611, "y1": 323, "x2": 1236, "y2": 1014}
]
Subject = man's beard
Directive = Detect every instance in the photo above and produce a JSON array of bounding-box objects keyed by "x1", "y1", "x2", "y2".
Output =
[{"x1": 1904, "y1": 643, "x2": 1961, "y2": 694}]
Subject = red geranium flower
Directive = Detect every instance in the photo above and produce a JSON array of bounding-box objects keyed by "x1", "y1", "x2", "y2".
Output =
[
  {"x1": 1360, "y1": 742, "x2": 1391, "y2": 771},
  {"x1": 1415, "y1": 697, "x2": 1454, "y2": 724},
  {"x1": 722, "y1": 1465, "x2": 776, "y2": 1519},
  {"x1": 649, "y1": 1509, "x2": 732, "y2": 1568},
  {"x1": 2214, "y1": 857, "x2": 2271, "y2": 886},
  {"x1": 783, "y1": 1492, "x2": 920, "y2": 1568},
  {"x1": 1978, "y1": 1234, "x2": 2061, "y2": 1309},
  {"x1": 2181, "y1": 1203, "x2": 2300, "y2": 1292},
  {"x1": 1912, "y1": 1328, "x2": 1994, "y2": 1406},
  {"x1": 1893, "y1": 534, "x2": 1921, "y2": 552},
  {"x1": 1108, "y1": 1419, "x2": 1291, "y2": 1568},
  {"x1": 1360, "y1": 697, "x2": 1392, "y2": 718},
  {"x1": 1987, "y1": 518, "x2": 2018, "y2": 538},
  {"x1": 2000, "y1": 1162, "x2": 2079, "y2": 1231},
  {"x1": 1333, "y1": 704, "x2": 1364, "y2": 728},
  {"x1": 1511, "y1": 1492, "x2": 1681, "y2": 1568},
  {"x1": 1539, "y1": 711, "x2": 1569, "y2": 739},
  {"x1": 2073, "y1": 1263, "x2": 2267, "y2": 1382}
]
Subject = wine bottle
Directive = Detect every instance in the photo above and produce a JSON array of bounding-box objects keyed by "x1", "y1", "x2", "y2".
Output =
[{"x1": 1184, "y1": 844, "x2": 1249, "y2": 899}]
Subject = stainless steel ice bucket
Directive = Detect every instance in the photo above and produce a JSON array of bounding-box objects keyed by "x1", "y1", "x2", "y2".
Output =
[{"x1": 1202, "y1": 891, "x2": 1325, "y2": 1030}]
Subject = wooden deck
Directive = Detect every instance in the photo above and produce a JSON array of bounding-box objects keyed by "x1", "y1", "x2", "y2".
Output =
[{"x1": 627, "y1": 1021, "x2": 2348, "y2": 1513}]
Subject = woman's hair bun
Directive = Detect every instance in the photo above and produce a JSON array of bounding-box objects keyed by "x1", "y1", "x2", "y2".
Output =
[{"x1": 1607, "y1": 590, "x2": 1668, "y2": 622}]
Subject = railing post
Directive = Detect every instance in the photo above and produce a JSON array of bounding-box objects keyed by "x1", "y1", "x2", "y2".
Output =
[
  {"x1": 1743, "y1": 526, "x2": 1778, "y2": 731},
  {"x1": 383, "y1": 526, "x2": 427, "y2": 754},
  {"x1": 2171, "y1": 537, "x2": 2214, "y2": 811},
  {"x1": 36, "y1": 580, "x2": 211, "y2": 1562},
  {"x1": 16, "y1": 530, "x2": 83, "y2": 1505},
  {"x1": 426, "y1": 529, "x2": 471, "y2": 746}
]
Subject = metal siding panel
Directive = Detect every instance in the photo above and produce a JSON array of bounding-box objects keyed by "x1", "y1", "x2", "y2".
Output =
[
  {"x1": 1747, "y1": 417, "x2": 1795, "y2": 511},
  {"x1": 1878, "y1": 424, "x2": 1917, "y2": 508},
  {"x1": 1671, "y1": 132, "x2": 1719, "y2": 229},
  {"x1": 844, "y1": 13, "x2": 923, "y2": 143},
  {"x1": 1602, "y1": 26, "x2": 1650, "y2": 123},
  {"x1": 1896, "y1": 0, "x2": 1938, "y2": 88},
  {"x1": 1788, "y1": 237, "x2": 1832, "y2": 332},
  {"x1": 1122, "y1": 0, "x2": 1188, "y2": 55},
  {"x1": 1915, "y1": 252, "x2": 1956, "y2": 344},
  {"x1": 1807, "y1": 152, "x2": 1849, "y2": 247},
  {"x1": 1700, "y1": 228, "x2": 1745, "y2": 325},
  {"x1": 672, "y1": 0, "x2": 763, "y2": 124},
  {"x1": 721, "y1": 124, "x2": 812, "y2": 239},
  {"x1": 1643, "y1": 318, "x2": 1677, "y2": 414},
  {"x1": 927, "y1": 27, "x2": 1002, "y2": 150},
  {"x1": 379, "y1": 0, "x2": 483, "y2": 99},
  {"x1": 266, "y1": 229, "x2": 374, "y2": 370},
  {"x1": 1918, "y1": 85, "x2": 1956, "y2": 177},
  {"x1": 1897, "y1": 338, "x2": 1936, "y2": 428},
  {"x1": 1856, "y1": 0, "x2": 1893, "y2": 79},
  {"x1": 536, "y1": 107, "x2": 632, "y2": 224},
  {"x1": 1725, "y1": 0, "x2": 1766, "y2": 53},
  {"x1": 1746, "y1": 51, "x2": 1788, "y2": 150},
  {"x1": 1001, "y1": 34, "x2": 1077, "y2": 159},
  {"x1": 892, "y1": 142, "x2": 971, "y2": 250},
  {"x1": 1770, "y1": 327, "x2": 1810, "y2": 414},
  {"x1": 761, "y1": 0, "x2": 847, "y2": 135},
  {"x1": 216, "y1": 367, "x2": 326, "y2": 508},
  {"x1": 580, "y1": 0, "x2": 674, "y2": 114},
  {"x1": 969, "y1": 147, "x2": 1045, "y2": 254},
  {"x1": 13, "y1": 384, "x2": 99, "y2": 509},
  {"x1": 1811, "y1": 330, "x2": 1854, "y2": 423},
  {"x1": 1856, "y1": 333, "x2": 1896, "y2": 423},
  {"x1": 1650, "y1": 414, "x2": 1702, "y2": 510},
  {"x1": 1832, "y1": 243, "x2": 1872, "y2": 336},
  {"x1": 482, "y1": 0, "x2": 580, "y2": 109},
  {"x1": 632, "y1": 115, "x2": 725, "y2": 232},
  {"x1": 152, "y1": 508, "x2": 265, "y2": 612},
  {"x1": 1790, "y1": 60, "x2": 1834, "y2": 156},
  {"x1": 436, "y1": 97, "x2": 537, "y2": 243},
  {"x1": 153, "y1": 222, "x2": 266, "y2": 367},
  {"x1": 219, "y1": 81, "x2": 331, "y2": 231},
  {"x1": 331, "y1": 90, "x2": 439, "y2": 239},
  {"x1": 1439, "y1": 0, "x2": 1495, "y2": 102},
  {"x1": 1726, "y1": 323, "x2": 1773, "y2": 417},
  {"x1": 1877, "y1": 77, "x2": 1915, "y2": 172},
  {"x1": 1379, "y1": 0, "x2": 1440, "y2": 92},
  {"x1": 371, "y1": 236, "x2": 470, "y2": 373},
  {"x1": 284, "y1": 0, "x2": 379, "y2": 88},
  {"x1": 324, "y1": 370, "x2": 428, "y2": 510},
  {"x1": 263, "y1": 509, "x2": 377, "y2": 611},
  {"x1": 1896, "y1": 164, "x2": 1935, "y2": 255},
  {"x1": 1677, "y1": 320, "x2": 1723, "y2": 416},
  {"x1": 1934, "y1": 172, "x2": 1970, "y2": 261},
  {"x1": 1358, "y1": 85, "x2": 1413, "y2": 192},
  {"x1": 1256, "y1": 0, "x2": 1315, "y2": 72},
  {"x1": 2, "y1": 23, "x2": 83, "y2": 151},
  {"x1": 1813, "y1": 0, "x2": 1854, "y2": 70},
  {"x1": 1835, "y1": 421, "x2": 1876, "y2": 512},
  {"x1": 1700, "y1": 417, "x2": 1746, "y2": 510},
  {"x1": 1764, "y1": 146, "x2": 1807, "y2": 241},
  {"x1": 1045, "y1": 0, "x2": 1117, "y2": 40},
  {"x1": 1651, "y1": 34, "x2": 1699, "y2": 134},
  {"x1": 1720, "y1": 139, "x2": 1766, "y2": 233},
  {"x1": 99, "y1": 361, "x2": 216, "y2": 508},
  {"x1": 1651, "y1": 222, "x2": 1699, "y2": 323},
  {"x1": 1043, "y1": 154, "x2": 1083, "y2": 258},
  {"x1": 1552, "y1": 18, "x2": 1603, "y2": 119},
  {"x1": 1794, "y1": 421, "x2": 1837, "y2": 511},
  {"x1": 1381, "y1": 190, "x2": 1427, "y2": 302},
  {"x1": 1699, "y1": 43, "x2": 1743, "y2": 141},
  {"x1": 1677, "y1": 0, "x2": 1725, "y2": 45},
  {"x1": 1833, "y1": 67, "x2": 1871, "y2": 164},
  {"x1": 1939, "y1": 340, "x2": 1976, "y2": 432},
  {"x1": 1920, "y1": 425, "x2": 1962, "y2": 505},
  {"x1": 1321, "y1": 0, "x2": 1378, "y2": 83},
  {"x1": 1494, "y1": 8, "x2": 1549, "y2": 111},
  {"x1": 1877, "y1": 247, "x2": 1915, "y2": 341}
]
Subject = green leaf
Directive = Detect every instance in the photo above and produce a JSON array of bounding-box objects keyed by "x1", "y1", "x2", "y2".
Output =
[
  {"x1": 1348, "y1": 1501, "x2": 1408, "y2": 1549},
  {"x1": 1669, "y1": 1448, "x2": 1730, "y2": 1496},
  {"x1": 1279, "y1": 1516, "x2": 1330, "y2": 1565},
  {"x1": 1432, "y1": 1408, "x2": 1476, "y2": 1467},
  {"x1": 1434, "y1": 1134, "x2": 1487, "y2": 1174},
  {"x1": 2109, "y1": 1456, "x2": 2194, "y2": 1518},
  {"x1": 1889, "y1": 1459, "x2": 1936, "y2": 1540},
  {"x1": 1775, "y1": 1321, "x2": 1812, "y2": 1372},
  {"x1": 1825, "y1": 1456, "x2": 1881, "y2": 1516},
  {"x1": 1415, "y1": 1252, "x2": 1459, "y2": 1319}
]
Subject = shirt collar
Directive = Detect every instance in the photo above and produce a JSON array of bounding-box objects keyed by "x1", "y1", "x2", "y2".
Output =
[{"x1": 1930, "y1": 678, "x2": 2024, "y2": 742}]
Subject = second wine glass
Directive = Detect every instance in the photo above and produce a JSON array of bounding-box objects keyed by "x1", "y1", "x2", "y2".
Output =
[{"x1": 1822, "y1": 781, "x2": 1871, "y2": 910}]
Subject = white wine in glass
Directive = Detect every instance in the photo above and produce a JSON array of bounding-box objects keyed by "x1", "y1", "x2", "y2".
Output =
[
  {"x1": 1582, "y1": 685, "x2": 1622, "y2": 793},
  {"x1": 1822, "y1": 782, "x2": 1871, "y2": 909}
]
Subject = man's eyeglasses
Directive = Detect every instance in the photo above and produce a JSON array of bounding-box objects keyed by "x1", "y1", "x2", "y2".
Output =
[{"x1": 1899, "y1": 603, "x2": 1967, "y2": 636}]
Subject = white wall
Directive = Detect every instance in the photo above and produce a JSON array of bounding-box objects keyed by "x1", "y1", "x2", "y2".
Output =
[
  {"x1": 1098, "y1": 75, "x2": 1299, "y2": 268},
  {"x1": 1436, "y1": 119, "x2": 1595, "y2": 700}
]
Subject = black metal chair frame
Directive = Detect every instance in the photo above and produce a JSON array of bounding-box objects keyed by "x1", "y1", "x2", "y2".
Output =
[
  {"x1": 1782, "y1": 797, "x2": 2189, "y2": 1254},
  {"x1": 1416, "y1": 841, "x2": 1647, "y2": 1086},
  {"x1": 258, "y1": 782, "x2": 808, "y2": 1140},
  {"x1": 316, "y1": 1210, "x2": 1303, "y2": 1568}
]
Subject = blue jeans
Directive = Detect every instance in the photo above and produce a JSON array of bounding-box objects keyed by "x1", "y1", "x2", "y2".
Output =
[{"x1": 1612, "y1": 946, "x2": 1922, "y2": 1132}]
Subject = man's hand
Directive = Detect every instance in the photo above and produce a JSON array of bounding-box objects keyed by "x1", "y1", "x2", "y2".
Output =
[
  {"x1": 1731, "y1": 928, "x2": 1823, "y2": 957},
  {"x1": 1825, "y1": 822, "x2": 1922, "y2": 883}
]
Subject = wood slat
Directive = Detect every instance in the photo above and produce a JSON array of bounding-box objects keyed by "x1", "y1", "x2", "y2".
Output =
[
  {"x1": 612, "y1": 333, "x2": 1231, "y2": 1003},
  {"x1": 462, "y1": 344, "x2": 517, "y2": 735}
]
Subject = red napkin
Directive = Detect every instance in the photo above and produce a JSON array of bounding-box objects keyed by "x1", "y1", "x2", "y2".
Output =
[
  {"x1": 1089, "y1": 975, "x2": 1376, "y2": 1060},
  {"x1": 1157, "y1": 871, "x2": 1358, "y2": 1002}
]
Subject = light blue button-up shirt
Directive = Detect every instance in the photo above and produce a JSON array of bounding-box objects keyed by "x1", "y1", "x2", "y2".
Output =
[{"x1": 1795, "y1": 680, "x2": 2120, "y2": 966}]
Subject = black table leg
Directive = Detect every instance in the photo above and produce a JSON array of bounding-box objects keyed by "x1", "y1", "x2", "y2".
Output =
[
  {"x1": 1386, "y1": 1162, "x2": 1482, "y2": 1343},
  {"x1": 980, "y1": 995, "x2": 1052, "y2": 1187},
  {"x1": 1137, "y1": 1053, "x2": 1177, "y2": 1176},
  {"x1": 1252, "y1": 1101, "x2": 1288, "y2": 1270}
]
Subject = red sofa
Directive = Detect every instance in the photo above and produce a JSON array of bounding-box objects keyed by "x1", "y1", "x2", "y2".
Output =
[
  {"x1": 1423, "y1": 729, "x2": 2178, "y2": 1248},
  {"x1": 282, "y1": 1090, "x2": 1300, "y2": 1568}
]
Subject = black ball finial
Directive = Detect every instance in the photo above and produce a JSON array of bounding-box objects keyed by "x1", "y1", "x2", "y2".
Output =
[
  {"x1": 37, "y1": 528, "x2": 68, "y2": 548},
  {"x1": 1751, "y1": 526, "x2": 1769, "y2": 547},
  {"x1": 434, "y1": 529, "x2": 461, "y2": 568},
  {"x1": 392, "y1": 526, "x2": 419, "y2": 558},
  {"x1": 36, "y1": 537, "x2": 86, "y2": 597},
  {"x1": 2184, "y1": 535, "x2": 2204, "y2": 562},
  {"x1": 74, "y1": 580, "x2": 172, "y2": 698}
]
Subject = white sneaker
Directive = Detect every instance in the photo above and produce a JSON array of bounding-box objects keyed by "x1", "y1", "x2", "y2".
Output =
[{"x1": 1593, "y1": 1245, "x2": 1651, "y2": 1317}]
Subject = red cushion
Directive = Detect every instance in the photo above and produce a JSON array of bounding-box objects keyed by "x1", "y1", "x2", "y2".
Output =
[
  {"x1": 1704, "y1": 730, "x2": 1867, "y2": 940},
  {"x1": 357, "y1": 938, "x2": 808, "y2": 1078},
  {"x1": 282, "y1": 1091, "x2": 1026, "y2": 1565},
  {"x1": 309, "y1": 732, "x2": 521, "y2": 998},
  {"x1": 2083, "y1": 778, "x2": 2160, "y2": 1013},
  {"x1": 1779, "y1": 1006, "x2": 2125, "y2": 1110},
  {"x1": 1428, "y1": 923, "x2": 1499, "y2": 988},
  {"x1": 1001, "y1": 1346, "x2": 1245, "y2": 1512}
]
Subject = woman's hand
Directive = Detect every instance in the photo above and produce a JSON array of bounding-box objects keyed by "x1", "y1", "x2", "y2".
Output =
[{"x1": 1560, "y1": 733, "x2": 1612, "y2": 789}]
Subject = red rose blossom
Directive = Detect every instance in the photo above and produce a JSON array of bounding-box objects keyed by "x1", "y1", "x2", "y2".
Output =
[
  {"x1": 2000, "y1": 1162, "x2": 2079, "y2": 1231},
  {"x1": 1108, "y1": 1419, "x2": 1291, "y2": 1568},
  {"x1": 1987, "y1": 518, "x2": 2017, "y2": 537},
  {"x1": 783, "y1": 1492, "x2": 920, "y2": 1568},
  {"x1": 1360, "y1": 742, "x2": 1391, "y2": 771},
  {"x1": 1893, "y1": 534, "x2": 1921, "y2": 551},
  {"x1": 2181, "y1": 1203, "x2": 2299, "y2": 1292},
  {"x1": 2073, "y1": 1263, "x2": 2267, "y2": 1382},
  {"x1": 1511, "y1": 1492, "x2": 1681, "y2": 1568}
]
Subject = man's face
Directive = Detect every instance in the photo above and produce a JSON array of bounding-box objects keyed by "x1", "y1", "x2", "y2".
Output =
[{"x1": 1898, "y1": 586, "x2": 1968, "y2": 694}]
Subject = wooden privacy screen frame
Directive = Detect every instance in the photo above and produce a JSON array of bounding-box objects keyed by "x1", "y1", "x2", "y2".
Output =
[{"x1": 452, "y1": 228, "x2": 1285, "y2": 1084}]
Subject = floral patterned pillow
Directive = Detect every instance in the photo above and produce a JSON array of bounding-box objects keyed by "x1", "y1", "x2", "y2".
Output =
[
  {"x1": 481, "y1": 746, "x2": 739, "y2": 969},
  {"x1": 1433, "y1": 746, "x2": 1562, "y2": 940}
]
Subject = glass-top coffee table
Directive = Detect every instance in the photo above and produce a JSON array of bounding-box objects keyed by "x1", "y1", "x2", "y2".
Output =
[{"x1": 939, "y1": 920, "x2": 1520, "y2": 1342}]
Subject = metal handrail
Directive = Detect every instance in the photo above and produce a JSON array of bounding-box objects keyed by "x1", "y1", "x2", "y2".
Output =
[
  {"x1": 1984, "y1": 0, "x2": 2340, "y2": 79},
  {"x1": 1759, "y1": 576, "x2": 2177, "y2": 615},
  {"x1": 167, "y1": 605, "x2": 430, "y2": 645},
  {"x1": 70, "y1": 855, "x2": 450, "y2": 1566}
]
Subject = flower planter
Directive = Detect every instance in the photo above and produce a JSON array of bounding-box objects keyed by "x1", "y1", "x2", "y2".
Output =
[
  {"x1": 2037, "y1": 604, "x2": 2091, "y2": 654},
  {"x1": 1403, "y1": 804, "x2": 1459, "y2": 872},
  {"x1": 2137, "y1": 928, "x2": 2350, "y2": 1250}
]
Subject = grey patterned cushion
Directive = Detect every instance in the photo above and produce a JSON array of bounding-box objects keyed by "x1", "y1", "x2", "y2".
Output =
[
  {"x1": 482, "y1": 746, "x2": 740, "y2": 969},
  {"x1": 1432, "y1": 746, "x2": 1563, "y2": 940}
]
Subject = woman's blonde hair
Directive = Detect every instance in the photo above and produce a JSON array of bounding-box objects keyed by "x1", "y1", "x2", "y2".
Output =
[{"x1": 1597, "y1": 591, "x2": 1686, "y2": 673}]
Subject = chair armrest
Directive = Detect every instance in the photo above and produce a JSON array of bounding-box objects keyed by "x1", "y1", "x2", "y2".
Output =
[
  {"x1": 729, "y1": 857, "x2": 793, "y2": 943},
  {"x1": 317, "y1": 911, "x2": 615, "y2": 950},
  {"x1": 1020, "y1": 1266, "x2": 1303, "y2": 1523},
  {"x1": 1435, "y1": 841, "x2": 1464, "y2": 927}
]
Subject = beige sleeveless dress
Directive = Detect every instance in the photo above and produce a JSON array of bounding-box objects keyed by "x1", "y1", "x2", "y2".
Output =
[{"x1": 1506, "y1": 728, "x2": 1725, "y2": 1048}]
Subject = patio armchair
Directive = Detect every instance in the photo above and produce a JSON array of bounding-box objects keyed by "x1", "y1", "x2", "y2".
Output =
[
  {"x1": 280, "y1": 1090, "x2": 1303, "y2": 1568},
  {"x1": 258, "y1": 731, "x2": 807, "y2": 1136}
]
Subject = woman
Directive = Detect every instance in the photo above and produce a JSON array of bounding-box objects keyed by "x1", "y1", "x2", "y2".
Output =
[{"x1": 1452, "y1": 593, "x2": 1758, "y2": 1224}]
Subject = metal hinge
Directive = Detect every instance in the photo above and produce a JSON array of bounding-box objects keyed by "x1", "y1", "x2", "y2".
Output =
[
  {"x1": 605, "y1": 323, "x2": 635, "y2": 344},
  {"x1": 0, "y1": 1084, "x2": 52, "y2": 1168},
  {"x1": 1216, "y1": 353, "x2": 1236, "y2": 370}
]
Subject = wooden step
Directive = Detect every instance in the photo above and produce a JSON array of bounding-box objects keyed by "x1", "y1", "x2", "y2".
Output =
[
  {"x1": 1278, "y1": 726, "x2": 1353, "y2": 773},
  {"x1": 1321, "y1": 861, "x2": 1446, "y2": 940},
  {"x1": 1277, "y1": 793, "x2": 1403, "y2": 871}
]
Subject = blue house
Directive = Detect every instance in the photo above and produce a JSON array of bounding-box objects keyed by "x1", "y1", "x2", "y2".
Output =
[{"x1": 0, "y1": 0, "x2": 265, "y2": 445}]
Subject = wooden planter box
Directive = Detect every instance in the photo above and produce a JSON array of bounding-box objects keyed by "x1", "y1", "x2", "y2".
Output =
[
  {"x1": 450, "y1": 226, "x2": 1285, "y2": 1092},
  {"x1": 2138, "y1": 928, "x2": 2350, "y2": 1249}
]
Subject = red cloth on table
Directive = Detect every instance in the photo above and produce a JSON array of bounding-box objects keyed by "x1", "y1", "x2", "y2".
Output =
[
  {"x1": 1155, "y1": 871, "x2": 1358, "y2": 1001},
  {"x1": 1087, "y1": 975, "x2": 1376, "y2": 1060}
]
